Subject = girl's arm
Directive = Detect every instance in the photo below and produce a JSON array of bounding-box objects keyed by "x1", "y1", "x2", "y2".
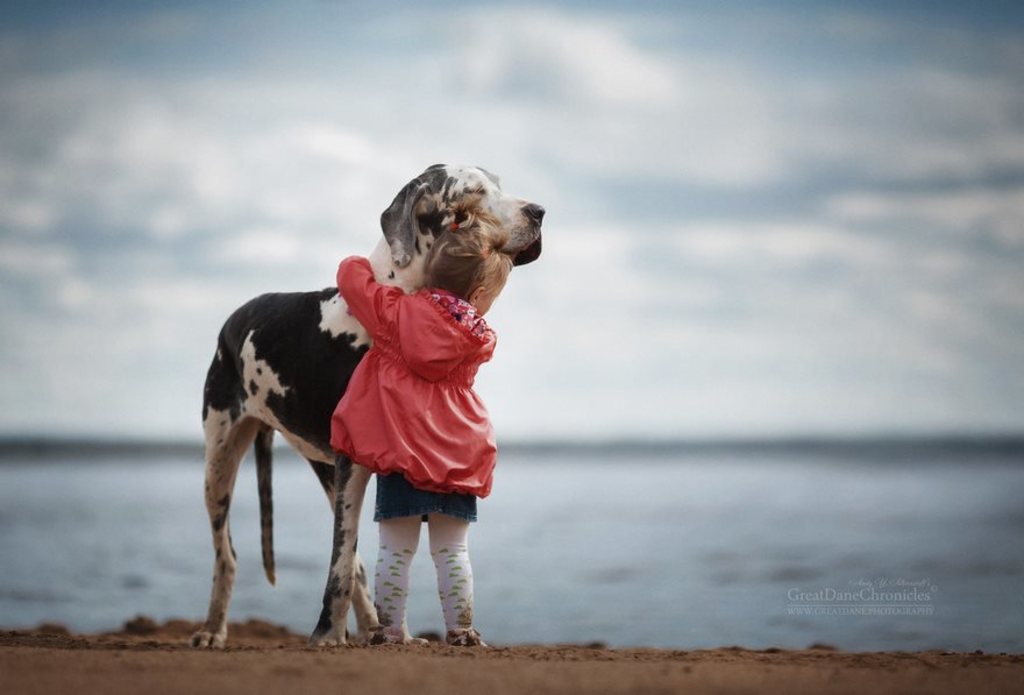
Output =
[{"x1": 336, "y1": 256, "x2": 400, "y2": 339}]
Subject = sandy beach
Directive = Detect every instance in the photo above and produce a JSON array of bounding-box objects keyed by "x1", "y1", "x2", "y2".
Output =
[{"x1": 1, "y1": 618, "x2": 1021, "y2": 695}]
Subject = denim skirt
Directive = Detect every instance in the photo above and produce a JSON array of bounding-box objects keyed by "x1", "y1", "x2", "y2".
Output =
[{"x1": 374, "y1": 472, "x2": 477, "y2": 522}]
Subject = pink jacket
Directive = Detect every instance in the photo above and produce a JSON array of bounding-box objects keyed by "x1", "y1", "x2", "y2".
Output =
[{"x1": 329, "y1": 256, "x2": 497, "y2": 497}]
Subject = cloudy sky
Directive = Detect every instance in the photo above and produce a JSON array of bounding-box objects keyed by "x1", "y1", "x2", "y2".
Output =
[{"x1": 1, "y1": 1, "x2": 1022, "y2": 441}]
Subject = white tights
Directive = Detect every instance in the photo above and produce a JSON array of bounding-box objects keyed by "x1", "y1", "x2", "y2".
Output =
[{"x1": 374, "y1": 513, "x2": 474, "y2": 640}]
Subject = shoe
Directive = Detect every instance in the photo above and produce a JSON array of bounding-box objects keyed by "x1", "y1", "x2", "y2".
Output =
[
  {"x1": 368, "y1": 627, "x2": 428, "y2": 646},
  {"x1": 446, "y1": 627, "x2": 488, "y2": 647}
]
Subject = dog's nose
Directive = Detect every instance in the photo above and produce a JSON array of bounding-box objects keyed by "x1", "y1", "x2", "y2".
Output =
[{"x1": 523, "y1": 204, "x2": 546, "y2": 225}]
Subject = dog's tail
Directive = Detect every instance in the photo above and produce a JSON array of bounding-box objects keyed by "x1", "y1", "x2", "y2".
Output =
[{"x1": 254, "y1": 426, "x2": 276, "y2": 586}]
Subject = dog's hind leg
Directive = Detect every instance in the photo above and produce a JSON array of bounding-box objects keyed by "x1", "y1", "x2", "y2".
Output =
[
  {"x1": 309, "y1": 455, "x2": 372, "y2": 646},
  {"x1": 307, "y1": 459, "x2": 380, "y2": 643},
  {"x1": 191, "y1": 409, "x2": 259, "y2": 649}
]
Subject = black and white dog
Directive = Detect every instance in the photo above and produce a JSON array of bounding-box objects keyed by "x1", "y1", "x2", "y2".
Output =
[{"x1": 191, "y1": 164, "x2": 544, "y2": 648}]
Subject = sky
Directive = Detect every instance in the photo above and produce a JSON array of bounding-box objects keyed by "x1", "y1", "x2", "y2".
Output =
[{"x1": 1, "y1": 1, "x2": 1022, "y2": 441}]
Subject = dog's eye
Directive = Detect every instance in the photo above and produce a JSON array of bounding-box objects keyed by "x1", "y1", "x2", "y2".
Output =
[{"x1": 453, "y1": 211, "x2": 468, "y2": 226}]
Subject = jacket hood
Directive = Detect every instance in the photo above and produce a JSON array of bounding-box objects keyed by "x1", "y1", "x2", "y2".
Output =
[
  {"x1": 397, "y1": 289, "x2": 494, "y2": 382},
  {"x1": 425, "y1": 290, "x2": 491, "y2": 340}
]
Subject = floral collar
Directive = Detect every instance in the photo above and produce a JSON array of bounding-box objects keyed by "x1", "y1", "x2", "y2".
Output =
[{"x1": 427, "y1": 289, "x2": 491, "y2": 340}]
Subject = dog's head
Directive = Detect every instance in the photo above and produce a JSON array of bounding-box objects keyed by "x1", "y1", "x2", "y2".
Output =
[{"x1": 375, "y1": 164, "x2": 544, "y2": 290}]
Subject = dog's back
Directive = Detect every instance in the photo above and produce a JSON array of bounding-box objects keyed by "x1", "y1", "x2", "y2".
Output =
[{"x1": 204, "y1": 288, "x2": 369, "y2": 459}]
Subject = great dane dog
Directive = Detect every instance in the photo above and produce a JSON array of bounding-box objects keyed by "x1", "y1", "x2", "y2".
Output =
[{"x1": 191, "y1": 164, "x2": 544, "y2": 648}]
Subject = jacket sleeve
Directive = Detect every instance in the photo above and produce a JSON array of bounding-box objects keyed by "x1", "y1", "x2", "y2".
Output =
[
  {"x1": 398, "y1": 307, "x2": 473, "y2": 382},
  {"x1": 336, "y1": 256, "x2": 399, "y2": 340}
]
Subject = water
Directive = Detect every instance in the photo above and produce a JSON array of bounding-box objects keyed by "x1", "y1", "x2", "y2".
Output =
[{"x1": 1, "y1": 445, "x2": 1022, "y2": 651}]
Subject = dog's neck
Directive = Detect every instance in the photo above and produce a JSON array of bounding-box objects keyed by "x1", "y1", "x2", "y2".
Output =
[{"x1": 368, "y1": 238, "x2": 427, "y2": 294}]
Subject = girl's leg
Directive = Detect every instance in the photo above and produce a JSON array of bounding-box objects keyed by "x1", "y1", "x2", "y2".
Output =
[
  {"x1": 374, "y1": 515, "x2": 421, "y2": 642},
  {"x1": 427, "y1": 513, "x2": 485, "y2": 646}
]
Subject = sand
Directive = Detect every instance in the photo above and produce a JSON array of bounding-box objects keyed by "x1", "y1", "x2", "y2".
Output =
[{"x1": 1, "y1": 618, "x2": 1021, "y2": 695}]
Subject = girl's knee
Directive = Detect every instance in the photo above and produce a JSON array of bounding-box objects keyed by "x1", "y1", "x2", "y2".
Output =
[
  {"x1": 378, "y1": 515, "x2": 422, "y2": 552},
  {"x1": 426, "y1": 513, "x2": 470, "y2": 555}
]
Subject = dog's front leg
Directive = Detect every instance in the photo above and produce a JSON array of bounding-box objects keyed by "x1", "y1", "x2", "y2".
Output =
[{"x1": 310, "y1": 455, "x2": 371, "y2": 646}]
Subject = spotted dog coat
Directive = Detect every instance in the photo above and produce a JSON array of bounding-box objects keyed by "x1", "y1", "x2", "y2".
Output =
[{"x1": 191, "y1": 165, "x2": 544, "y2": 648}]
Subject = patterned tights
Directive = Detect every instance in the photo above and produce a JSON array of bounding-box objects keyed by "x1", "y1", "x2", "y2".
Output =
[{"x1": 374, "y1": 513, "x2": 474, "y2": 639}]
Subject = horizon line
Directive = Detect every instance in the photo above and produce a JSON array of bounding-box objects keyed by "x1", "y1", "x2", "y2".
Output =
[{"x1": 1, "y1": 432, "x2": 1022, "y2": 459}]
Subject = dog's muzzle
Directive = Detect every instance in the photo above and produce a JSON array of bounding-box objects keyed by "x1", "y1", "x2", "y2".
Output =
[{"x1": 513, "y1": 204, "x2": 545, "y2": 266}]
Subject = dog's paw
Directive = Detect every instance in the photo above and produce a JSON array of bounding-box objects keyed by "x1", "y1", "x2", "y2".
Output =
[
  {"x1": 350, "y1": 627, "x2": 382, "y2": 646},
  {"x1": 309, "y1": 627, "x2": 347, "y2": 648},
  {"x1": 190, "y1": 629, "x2": 227, "y2": 649}
]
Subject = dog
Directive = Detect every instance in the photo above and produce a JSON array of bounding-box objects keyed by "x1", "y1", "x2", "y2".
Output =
[{"x1": 191, "y1": 164, "x2": 544, "y2": 648}]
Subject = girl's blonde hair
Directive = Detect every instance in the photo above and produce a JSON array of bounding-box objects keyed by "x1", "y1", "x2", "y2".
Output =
[{"x1": 425, "y1": 211, "x2": 514, "y2": 301}]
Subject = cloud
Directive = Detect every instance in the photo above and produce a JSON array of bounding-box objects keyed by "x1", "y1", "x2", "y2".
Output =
[
  {"x1": 672, "y1": 222, "x2": 889, "y2": 266},
  {"x1": 453, "y1": 8, "x2": 678, "y2": 106},
  {"x1": 0, "y1": 238, "x2": 74, "y2": 276},
  {"x1": 825, "y1": 186, "x2": 1024, "y2": 246},
  {"x1": 1, "y1": 2, "x2": 1023, "y2": 439}
]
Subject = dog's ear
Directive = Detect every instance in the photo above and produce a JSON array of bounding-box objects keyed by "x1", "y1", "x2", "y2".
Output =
[{"x1": 380, "y1": 179, "x2": 430, "y2": 268}]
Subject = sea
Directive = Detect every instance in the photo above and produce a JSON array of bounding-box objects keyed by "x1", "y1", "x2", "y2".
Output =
[{"x1": 1, "y1": 439, "x2": 1021, "y2": 652}]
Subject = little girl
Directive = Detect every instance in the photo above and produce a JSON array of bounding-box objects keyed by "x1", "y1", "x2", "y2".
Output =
[{"x1": 329, "y1": 213, "x2": 513, "y2": 647}]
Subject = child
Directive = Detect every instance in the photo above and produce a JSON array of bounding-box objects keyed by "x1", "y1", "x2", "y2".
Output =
[{"x1": 329, "y1": 213, "x2": 513, "y2": 647}]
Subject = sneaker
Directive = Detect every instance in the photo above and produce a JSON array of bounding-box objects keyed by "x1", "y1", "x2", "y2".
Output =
[
  {"x1": 446, "y1": 627, "x2": 488, "y2": 647},
  {"x1": 368, "y1": 627, "x2": 428, "y2": 646}
]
